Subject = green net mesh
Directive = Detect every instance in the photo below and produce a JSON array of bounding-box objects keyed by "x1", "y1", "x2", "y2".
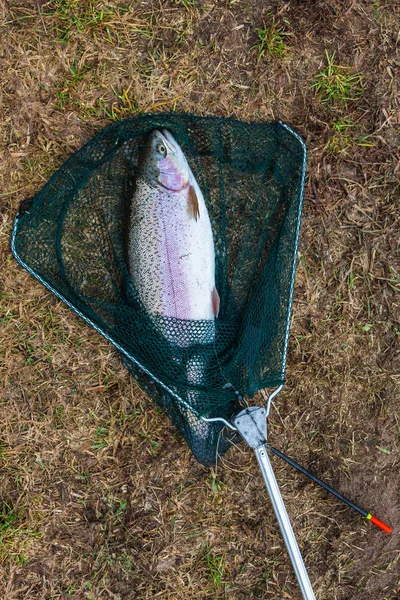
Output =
[{"x1": 11, "y1": 113, "x2": 306, "y2": 466}]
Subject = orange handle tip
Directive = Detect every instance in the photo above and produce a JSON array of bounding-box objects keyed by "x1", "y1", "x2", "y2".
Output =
[{"x1": 369, "y1": 514, "x2": 392, "y2": 534}]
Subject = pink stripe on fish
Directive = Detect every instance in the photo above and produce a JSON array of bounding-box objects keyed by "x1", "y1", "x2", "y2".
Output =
[{"x1": 159, "y1": 200, "x2": 192, "y2": 319}]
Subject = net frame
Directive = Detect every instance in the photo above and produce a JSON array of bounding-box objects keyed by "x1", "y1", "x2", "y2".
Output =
[{"x1": 11, "y1": 113, "x2": 307, "y2": 465}]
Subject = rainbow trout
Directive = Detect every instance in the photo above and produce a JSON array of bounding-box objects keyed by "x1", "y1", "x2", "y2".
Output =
[{"x1": 128, "y1": 129, "x2": 219, "y2": 344}]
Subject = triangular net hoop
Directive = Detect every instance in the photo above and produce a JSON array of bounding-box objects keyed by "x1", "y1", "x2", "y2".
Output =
[{"x1": 12, "y1": 113, "x2": 306, "y2": 466}]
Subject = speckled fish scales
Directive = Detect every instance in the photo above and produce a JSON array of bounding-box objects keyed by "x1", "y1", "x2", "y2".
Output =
[{"x1": 127, "y1": 129, "x2": 219, "y2": 345}]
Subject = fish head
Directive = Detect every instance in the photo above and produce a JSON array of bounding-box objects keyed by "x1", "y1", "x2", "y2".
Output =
[{"x1": 141, "y1": 129, "x2": 190, "y2": 191}]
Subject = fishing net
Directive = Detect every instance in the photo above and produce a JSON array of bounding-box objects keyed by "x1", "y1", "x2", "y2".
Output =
[{"x1": 11, "y1": 113, "x2": 306, "y2": 466}]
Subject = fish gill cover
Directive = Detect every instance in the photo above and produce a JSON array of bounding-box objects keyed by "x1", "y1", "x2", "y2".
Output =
[{"x1": 11, "y1": 113, "x2": 306, "y2": 466}]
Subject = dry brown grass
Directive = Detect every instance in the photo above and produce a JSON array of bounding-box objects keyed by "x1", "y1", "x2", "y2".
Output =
[{"x1": 1, "y1": 1, "x2": 400, "y2": 599}]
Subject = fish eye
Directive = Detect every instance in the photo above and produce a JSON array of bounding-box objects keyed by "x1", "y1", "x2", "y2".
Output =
[{"x1": 156, "y1": 143, "x2": 167, "y2": 156}]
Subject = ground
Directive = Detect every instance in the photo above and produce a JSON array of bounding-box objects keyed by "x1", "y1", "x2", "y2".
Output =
[{"x1": 0, "y1": 1, "x2": 399, "y2": 599}]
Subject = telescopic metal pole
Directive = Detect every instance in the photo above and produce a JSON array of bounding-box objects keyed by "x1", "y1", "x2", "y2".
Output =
[{"x1": 233, "y1": 406, "x2": 316, "y2": 600}]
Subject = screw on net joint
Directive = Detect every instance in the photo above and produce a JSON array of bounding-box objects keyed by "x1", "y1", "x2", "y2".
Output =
[{"x1": 267, "y1": 445, "x2": 392, "y2": 534}]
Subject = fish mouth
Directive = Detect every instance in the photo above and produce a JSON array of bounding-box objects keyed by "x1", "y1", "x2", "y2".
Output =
[{"x1": 153, "y1": 128, "x2": 190, "y2": 187}]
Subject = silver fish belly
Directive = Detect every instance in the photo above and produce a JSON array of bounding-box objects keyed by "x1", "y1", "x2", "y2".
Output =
[{"x1": 128, "y1": 177, "x2": 217, "y2": 342}]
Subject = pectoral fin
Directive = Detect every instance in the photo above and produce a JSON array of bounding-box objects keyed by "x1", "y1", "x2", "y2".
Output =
[
  {"x1": 212, "y1": 286, "x2": 220, "y2": 318},
  {"x1": 188, "y1": 185, "x2": 200, "y2": 221}
]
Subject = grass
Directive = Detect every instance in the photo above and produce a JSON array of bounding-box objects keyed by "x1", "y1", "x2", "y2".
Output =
[
  {"x1": 253, "y1": 18, "x2": 292, "y2": 62},
  {"x1": 0, "y1": 502, "x2": 18, "y2": 543},
  {"x1": 202, "y1": 544, "x2": 226, "y2": 588},
  {"x1": 312, "y1": 50, "x2": 364, "y2": 104},
  {"x1": 1, "y1": 0, "x2": 399, "y2": 599},
  {"x1": 44, "y1": 0, "x2": 121, "y2": 43},
  {"x1": 0, "y1": 501, "x2": 40, "y2": 566},
  {"x1": 53, "y1": 64, "x2": 139, "y2": 120},
  {"x1": 324, "y1": 117, "x2": 374, "y2": 154},
  {"x1": 92, "y1": 425, "x2": 110, "y2": 450}
]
